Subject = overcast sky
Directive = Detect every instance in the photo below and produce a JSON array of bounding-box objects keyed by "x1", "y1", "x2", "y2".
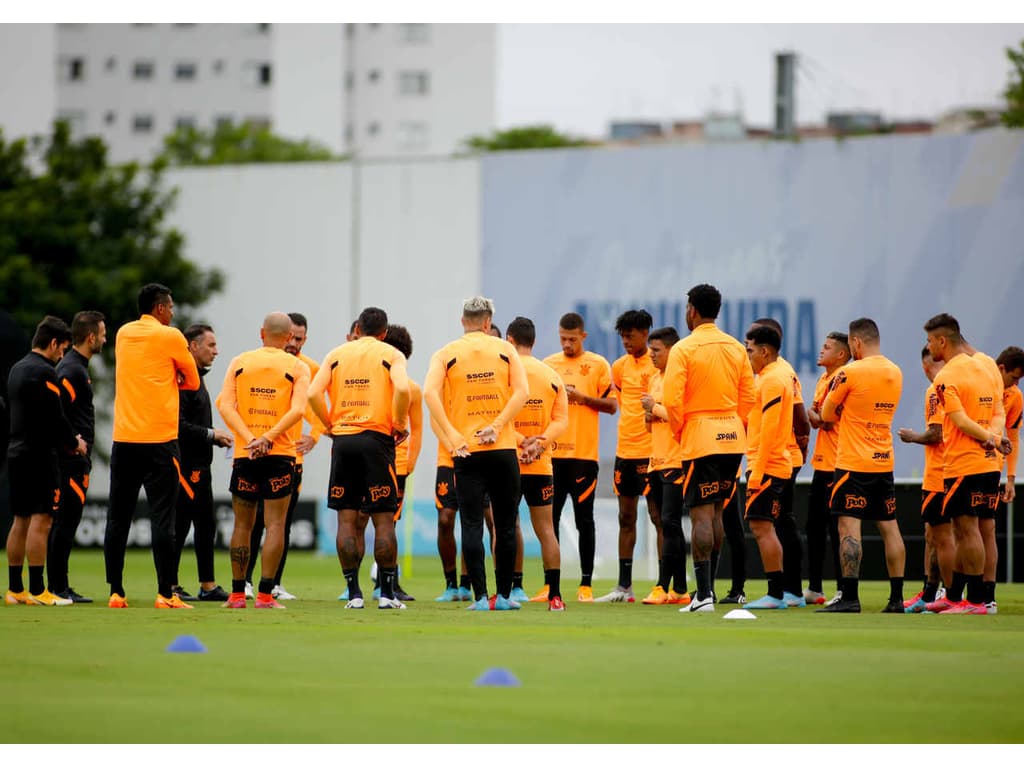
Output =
[{"x1": 496, "y1": 24, "x2": 1024, "y2": 137}]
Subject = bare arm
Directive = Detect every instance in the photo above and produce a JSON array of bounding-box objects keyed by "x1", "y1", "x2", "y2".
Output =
[{"x1": 898, "y1": 423, "x2": 942, "y2": 445}]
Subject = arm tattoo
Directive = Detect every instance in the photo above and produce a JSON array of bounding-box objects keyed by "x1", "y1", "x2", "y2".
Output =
[{"x1": 840, "y1": 535, "x2": 862, "y2": 578}]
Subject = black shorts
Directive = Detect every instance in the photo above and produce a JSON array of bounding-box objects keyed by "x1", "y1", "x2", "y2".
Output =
[
  {"x1": 230, "y1": 456, "x2": 296, "y2": 502},
  {"x1": 328, "y1": 431, "x2": 398, "y2": 513},
  {"x1": 942, "y1": 471, "x2": 1000, "y2": 520},
  {"x1": 614, "y1": 457, "x2": 650, "y2": 497},
  {"x1": 830, "y1": 469, "x2": 896, "y2": 521},
  {"x1": 745, "y1": 475, "x2": 786, "y2": 522},
  {"x1": 921, "y1": 489, "x2": 947, "y2": 526},
  {"x1": 521, "y1": 474, "x2": 554, "y2": 507},
  {"x1": 551, "y1": 458, "x2": 599, "y2": 507},
  {"x1": 7, "y1": 453, "x2": 60, "y2": 517},
  {"x1": 435, "y1": 466, "x2": 458, "y2": 511},
  {"x1": 681, "y1": 453, "x2": 743, "y2": 507}
]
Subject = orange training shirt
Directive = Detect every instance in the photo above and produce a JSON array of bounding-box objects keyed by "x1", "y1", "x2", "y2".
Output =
[
  {"x1": 823, "y1": 355, "x2": 902, "y2": 473},
  {"x1": 648, "y1": 370, "x2": 683, "y2": 472},
  {"x1": 289, "y1": 352, "x2": 324, "y2": 466},
  {"x1": 542, "y1": 350, "x2": 613, "y2": 463},
  {"x1": 113, "y1": 314, "x2": 200, "y2": 443},
  {"x1": 312, "y1": 336, "x2": 407, "y2": 437},
  {"x1": 1004, "y1": 385, "x2": 1022, "y2": 478},
  {"x1": 395, "y1": 380, "x2": 423, "y2": 475},
  {"x1": 514, "y1": 355, "x2": 568, "y2": 476},
  {"x1": 810, "y1": 370, "x2": 842, "y2": 472},
  {"x1": 777, "y1": 356, "x2": 805, "y2": 469},
  {"x1": 611, "y1": 350, "x2": 656, "y2": 460},
  {"x1": 746, "y1": 359, "x2": 794, "y2": 485},
  {"x1": 934, "y1": 353, "x2": 1000, "y2": 478},
  {"x1": 923, "y1": 382, "x2": 946, "y2": 493}
]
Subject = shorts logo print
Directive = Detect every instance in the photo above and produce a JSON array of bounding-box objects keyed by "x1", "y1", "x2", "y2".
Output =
[
  {"x1": 369, "y1": 484, "x2": 392, "y2": 502},
  {"x1": 845, "y1": 495, "x2": 867, "y2": 510},
  {"x1": 885, "y1": 498, "x2": 896, "y2": 515},
  {"x1": 699, "y1": 482, "x2": 720, "y2": 499},
  {"x1": 190, "y1": 470, "x2": 201, "y2": 484},
  {"x1": 237, "y1": 478, "x2": 257, "y2": 493},
  {"x1": 437, "y1": 481, "x2": 449, "y2": 497},
  {"x1": 541, "y1": 485, "x2": 554, "y2": 501},
  {"x1": 330, "y1": 486, "x2": 345, "y2": 499},
  {"x1": 269, "y1": 474, "x2": 291, "y2": 493}
]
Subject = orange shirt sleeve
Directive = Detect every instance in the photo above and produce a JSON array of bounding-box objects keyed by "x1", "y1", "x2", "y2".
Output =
[
  {"x1": 216, "y1": 354, "x2": 251, "y2": 443},
  {"x1": 170, "y1": 327, "x2": 200, "y2": 392}
]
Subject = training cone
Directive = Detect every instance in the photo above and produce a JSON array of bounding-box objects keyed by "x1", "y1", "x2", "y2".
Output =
[
  {"x1": 474, "y1": 667, "x2": 521, "y2": 687},
  {"x1": 166, "y1": 634, "x2": 208, "y2": 653},
  {"x1": 723, "y1": 609, "x2": 757, "y2": 620}
]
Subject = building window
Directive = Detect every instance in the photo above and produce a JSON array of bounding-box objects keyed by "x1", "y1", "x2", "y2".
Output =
[
  {"x1": 243, "y1": 62, "x2": 272, "y2": 87},
  {"x1": 367, "y1": 122, "x2": 380, "y2": 137},
  {"x1": 59, "y1": 57, "x2": 85, "y2": 83},
  {"x1": 398, "y1": 24, "x2": 430, "y2": 44},
  {"x1": 174, "y1": 62, "x2": 197, "y2": 81},
  {"x1": 105, "y1": 56, "x2": 116, "y2": 72},
  {"x1": 57, "y1": 110, "x2": 86, "y2": 136},
  {"x1": 133, "y1": 60, "x2": 155, "y2": 80},
  {"x1": 368, "y1": 69, "x2": 380, "y2": 84},
  {"x1": 132, "y1": 115, "x2": 155, "y2": 134},
  {"x1": 397, "y1": 71, "x2": 429, "y2": 96},
  {"x1": 104, "y1": 111, "x2": 116, "y2": 125},
  {"x1": 175, "y1": 116, "x2": 197, "y2": 131},
  {"x1": 397, "y1": 121, "x2": 429, "y2": 151}
]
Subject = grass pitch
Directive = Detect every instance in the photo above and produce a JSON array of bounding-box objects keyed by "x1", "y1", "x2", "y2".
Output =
[{"x1": 2, "y1": 551, "x2": 1023, "y2": 743}]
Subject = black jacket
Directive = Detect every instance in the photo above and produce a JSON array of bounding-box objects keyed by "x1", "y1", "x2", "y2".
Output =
[
  {"x1": 56, "y1": 347, "x2": 95, "y2": 467},
  {"x1": 178, "y1": 367, "x2": 213, "y2": 469},
  {"x1": 6, "y1": 351, "x2": 79, "y2": 460}
]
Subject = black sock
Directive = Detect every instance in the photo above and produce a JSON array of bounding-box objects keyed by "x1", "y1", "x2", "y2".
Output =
[
  {"x1": 710, "y1": 549, "x2": 720, "y2": 579},
  {"x1": 923, "y1": 581, "x2": 939, "y2": 602},
  {"x1": 656, "y1": 559, "x2": 668, "y2": 590},
  {"x1": 344, "y1": 568, "x2": 362, "y2": 598},
  {"x1": 618, "y1": 559, "x2": 632, "y2": 588},
  {"x1": 444, "y1": 569, "x2": 458, "y2": 589},
  {"x1": 843, "y1": 577, "x2": 860, "y2": 602},
  {"x1": 257, "y1": 577, "x2": 274, "y2": 596},
  {"x1": 110, "y1": 582, "x2": 125, "y2": 598},
  {"x1": 888, "y1": 577, "x2": 904, "y2": 603},
  {"x1": 9, "y1": 565, "x2": 23, "y2": 593},
  {"x1": 232, "y1": 579, "x2": 246, "y2": 594},
  {"x1": 28, "y1": 565, "x2": 44, "y2": 595},
  {"x1": 694, "y1": 559, "x2": 712, "y2": 600},
  {"x1": 512, "y1": 571, "x2": 523, "y2": 590},
  {"x1": 459, "y1": 574, "x2": 471, "y2": 590},
  {"x1": 580, "y1": 573, "x2": 592, "y2": 587},
  {"x1": 766, "y1": 570, "x2": 784, "y2": 600},
  {"x1": 921, "y1": 577, "x2": 929, "y2": 593},
  {"x1": 965, "y1": 574, "x2": 984, "y2": 605},
  {"x1": 545, "y1": 569, "x2": 561, "y2": 600},
  {"x1": 983, "y1": 580, "x2": 996, "y2": 604},
  {"x1": 380, "y1": 567, "x2": 397, "y2": 599},
  {"x1": 948, "y1": 571, "x2": 966, "y2": 603}
]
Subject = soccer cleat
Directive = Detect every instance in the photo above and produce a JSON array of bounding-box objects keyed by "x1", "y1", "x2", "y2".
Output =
[
  {"x1": 903, "y1": 590, "x2": 925, "y2": 609},
  {"x1": 434, "y1": 587, "x2": 460, "y2": 602},
  {"x1": 667, "y1": 589, "x2": 691, "y2": 606},
  {"x1": 594, "y1": 586, "x2": 635, "y2": 603},
  {"x1": 924, "y1": 596, "x2": 957, "y2": 613},
  {"x1": 371, "y1": 587, "x2": 382, "y2": 600},
  {"x1": 746, "y1": 594, "x2": 788, "y2": 610},
  {"x1": 378, "y1": 596, "x2": 407, "y2": 610},
  {"x1": 490, "y1": 595, "x2": 521, "y2": 611},
  {"x1": 508, "y1": 587, "x2": 530, "y2": 604},
  {"x1": 271, "y1": 585, "x2": 296, "y2": 600},
  {"x1": 549, "y1": 596, "x2": 566, "y2": 612},
  {"x1": 985, "y1": 601, "x2": 998, "y2": 614},
  {"x1": 244, "y1": 582, "x2": 254, "y2": 599},
  {"x1": 904, "y1": 597, "x2": 929, "y2": 614},
  {"x1": 642, "y1": 586, "x2": 670, "y2": 605},
  {"x1": 222, "y1": 592, "x2": 247, "y2": 609},
  {"x1": 802, "y1": 589, "x2": 826, "y2": 605},
  {"x1": 881, "y1": 599, "x2": 905, "y2": 613},
  {"x1": 108, "y1": 594, "x2": 129, "y2": 609},
  {"x1": 457, "y1": 586, "x2": 474, "y2": 602},
  {"x1": 719, "y1": 590, "x2": 746, "y2": 605},
  {"x1": 198, "y1": 586, "x2": 230, "y2": 602},
  {"x1": 5, "y1": 590, "x2": 29, "y2": 605},
  {"x1": 337, "y1": 587, "x2": 350, "y2": 601},
  {"x1": 576, "y1": 585, "x2": 594, "y2": 602},
  {"x1": 255, "y1": 592, "x2": 286, "y2": 609},
  {"x1": 816, "y1": 598, "x2": 861, "y2": 613},
  {"x1": 344, "y1": 597, "x2": 365, "y2": 609},
  {"x1": 783, "y1": 592, "x2": 806, "y2": 608},
  {"x1": 689, "y1": 589, "x2": 718, "y2": 604},
  {"x1": 26, "y1": 590, "x2": 73, "y2": 606},
  {"x1": 467, "y1": 596, "x2": 491, "y2": 611},
  {"x1": 824, "y1": 590, "x2": 843, "y2": 607},
  {"x1": 529, "y1": 585, "x2": 550, "y2": 602},
  {"x1": 155, "y1": 594, "x2": 193, "y2": 609},
  {"x1": 57, "y1": 587, "x2": 93, "y2": 604},
  {"x1": 172, "y1": 586, "x2": 198, "y2": 602},
  {"x1": 943, "y1": 601, "x2": 988, "y2": 615},
  {"x1": 394, "y1": 585, "x2": 416, "y2": 602},
  {"x1": 686, "y1": 595, "x2": 715, "y2": 613}
]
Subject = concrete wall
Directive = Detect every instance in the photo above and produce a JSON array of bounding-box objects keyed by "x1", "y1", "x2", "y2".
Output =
[{"x1": 0, "y1": 24, "x2": 55, "y2": 142}]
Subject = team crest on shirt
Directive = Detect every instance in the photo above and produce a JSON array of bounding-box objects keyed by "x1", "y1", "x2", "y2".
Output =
[
  {"x1": 437, "y1": 481, "x2": 449, "y2": 496},
  {"x1": 579, "y1": 364, "x2": 591, "y2": 376},
  {"x1": 640, "y1": 373, "x2": 650, "y2": 388}
]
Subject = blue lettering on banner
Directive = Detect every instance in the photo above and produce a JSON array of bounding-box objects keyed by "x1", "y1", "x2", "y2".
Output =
[{"x1": 574, "y1": 298, "x2": 818, "y2": 375}]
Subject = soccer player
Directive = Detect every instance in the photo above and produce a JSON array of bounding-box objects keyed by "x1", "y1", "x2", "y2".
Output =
[
  {"x1": 47, "y1": 310, "x2": 105, "y2": 602},
  {"x1": 245, "y1": 311, "x2": 325, "y2": 600},
  {"x1": 991, "y1": 346, "x2": 1023, "y2": 611},
  {"x1": 921, "y1": 315, "x2": 1008, "y2": 614},
  {"x1": 897, "y1": 345, "x2": 948, "y2": 613},
  {"x1": 596, "y1": 309, "x2": 657, "y2": 603},
  {"x1": 542, "y1": 312, "x2": 617, "y2": 602},
  {"x1": 818, "y1": 318, "x2": 905, "y2": 614},
  {"x1": 423, "y1": 296, "x2": 528, "y2": 611},
  {"x1": 742, "y1": 325, "x2": 793, "y2": 609},
  {"x1": 105, "y1": 284, "x2": 200, "y2": 609},
  {"x1": 218, "y1": 312, "x2": 310, "y2": 610},
  {"x1": 717, "y1": 466, "x2": 747, "y2": 604},
  {"x1": 663, "y1": 284, "x2": 755, "y2": 613},
  {"x1": 5, "y1": 316, "x2": 86, "y2": 606},
  {"x1": 169, "y1": 323, "x2": 232, "y2": 603},
  {"x1": 639, "y1": 326, "x2": 690, "y2": 606},
  {"x1": 804, "y1": 332, "x2": 851, "y2": 605},
  {"x1": 308, "y1": 307, "x2": 410, "y2": 609},
  {"x1": 503, "y1": 317, "x2": 569, "y2": 611}
]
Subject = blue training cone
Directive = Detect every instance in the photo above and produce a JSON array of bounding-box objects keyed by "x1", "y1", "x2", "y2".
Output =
[
  {"x1": 166, "y1": 635, "x2": 208, "y2": 654},
  {"x1": 474, "y1": 667, "x2": 521, "y2": 687}
]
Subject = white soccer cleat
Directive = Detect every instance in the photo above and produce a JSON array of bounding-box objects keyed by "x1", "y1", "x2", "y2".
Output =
[
  {"x1": 271, "y1": 585, "x2": 296, "y2": 600},
  {"x1": 686, "y1": 595, "x2": 715, "y2": 613},
  {"x1": 244, "y1": 582, "x2": 254, "y2": 599},
  {"x1": 378, "y1": 596, "x2": 406, "y2": 610},
  {"x1": 824, "y1": 590, "x2": 843, "y2": 607},
  {"x1": 344, "y1": 597, "x2": 365, "y2": 609}
]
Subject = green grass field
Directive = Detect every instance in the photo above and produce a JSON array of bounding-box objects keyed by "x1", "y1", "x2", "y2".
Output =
[{"x1": 3, "y1": 550, "x2": 1023, "y2": 743}]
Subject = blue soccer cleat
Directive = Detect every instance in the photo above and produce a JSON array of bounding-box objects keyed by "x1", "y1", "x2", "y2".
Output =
[
  {"x1": 371, "y1": 587, "x2": 381, "y2": 600},
  {"x1": 492, "y1": 595, "x2": 521, "y2": 611},
  {"x1": 746, "y1": 594, "x2": 789, "y2": 609},
  {"x1": 467, "y1": 596, "x2": 491, "y2": 611},
  {"x1": 783, "y1": 591, "x2": 806, "y2": 608},
  {"x1": 337, "y1": 588, "x2": 349, "y2": 601},
  {"x1": 904, "y1": 597, "x2": 928, "y2": 613},
  {"x1": 457, "y1": 586, "x2": 473, "y2": 602},
  {"x1": 508, "y1": 587, "x2": 530, "y2": 604},
  {"x1": 435, "y1": 587, "x2": 460, "y2": 602}
]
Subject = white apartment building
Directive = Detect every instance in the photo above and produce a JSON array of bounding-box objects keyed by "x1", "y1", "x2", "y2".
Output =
[{"x1": 8, "y1": 22, "x2": 497, "y2": 163}]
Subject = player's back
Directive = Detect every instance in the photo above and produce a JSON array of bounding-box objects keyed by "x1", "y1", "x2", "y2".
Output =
[
  {"x1": 515, "y1": 355, "x2": 565, "y2": 475},
  {"x1": 934, "y1": 353, "x2": 999, "y2": 478},
  {"x1": 229, "y1": 346, "x2": 308, "y2": 458},
  {"x1": 323, "y1": 336, "x2": 402, "y2": 437},
  {"x1": 830, "y1": 355, "x2": 902, "y2": 473}
]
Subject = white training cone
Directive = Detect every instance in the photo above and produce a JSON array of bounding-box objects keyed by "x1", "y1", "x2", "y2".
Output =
[{"x1": 723, "y1": 609, "x2": 757, "y2": 620}]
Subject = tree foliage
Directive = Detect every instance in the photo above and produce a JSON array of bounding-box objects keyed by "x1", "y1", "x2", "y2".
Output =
[
  {"x1": 0, "y1": 120, "x2": 225, "y2": 369},
  {"x1": 1002, "y1": 39, "x2": 1024, "y2": 128},
  {"x1": 462, "y1": 124, "x2": 592, "y2": 152},
  {"x1": 158, "y1": 120, "x2": 340, "y2": 166}
]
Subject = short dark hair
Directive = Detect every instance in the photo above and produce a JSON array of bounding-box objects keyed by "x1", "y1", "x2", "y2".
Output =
[
  {"x1": 752, "y1": 317, "x2": 783, "y2": 340},
  {"x1": 923, "y1": 313, "x2": 962, "y2": 343},
  {"x1": 288, "y1": 312, "x2": 308, "y2": 330},
  {"x1": 997, "y1": 345, "x2": 1024, "y2": 372},
  {"x1": 745, "y1": 325, "x2": 781, "y2": 352},
  {"x1": 826, "y1": 331, "x2": 850, "y2": 357},
  {"x1": 559, "y1": 312, "x2": 585, "y2": 331},
  {"x1": 138, "y1": 283, "x2": 172, "y2": 315},
  {"x1": 921, "y1": 344, "x2": 933, "y2": 360},
  {"x1": 848, "y1": 317, "x2": 880, "y2": 344},
  {"x1": 71, "y1": 310, "x2": 104, "y2": 346},
  {"x1": 615, "y1": 309, "x2": 653, "y2": 334},
  {"x1": 32, "y1": 315, "x2": 72, "y2": 350},
  {"x1": 184, "y1": 323, "x2": 213, "y2": 344},
  {"x1": 357, "y1": 307, "x2": 388, "y2": 337},
  {"x1": 648, "y1": 326, "x2": 680, "y2": 347},
  {"x1": 687, "y1": 284, "x2": 722, "y2": 320},
  {"x1": 506, "y1": 316, "x2": 536, "y2": 348},
  {"x1": 383, "y1": 324, "x2": 413, "y2": 359}
]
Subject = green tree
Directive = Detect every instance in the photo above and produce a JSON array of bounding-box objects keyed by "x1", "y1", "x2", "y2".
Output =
[
  {"x1": 1002, "y1": 39, "x2": 1024, "y2": 128},
  {"x1": 462, "y1": 124, "x2": 592, "y2": 152},
  {"x1": 159, "y1": 120, "x2": 340, "y2": 166},
  {"x1": 0, "y1": 120, "x2": 225, "y2": 365}
]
